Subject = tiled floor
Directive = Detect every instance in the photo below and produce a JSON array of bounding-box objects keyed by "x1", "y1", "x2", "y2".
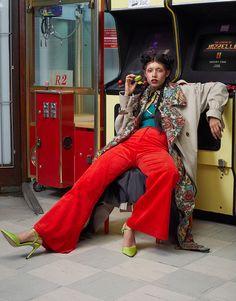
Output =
[{"x1": 0, "y1": 187, "x2": 236, "y2": 301}]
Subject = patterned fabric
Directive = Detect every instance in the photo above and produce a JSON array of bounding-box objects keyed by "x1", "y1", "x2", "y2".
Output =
[
  {"x1": 159, "y1": 85, "x2": 186, "y2": 149},
  {"x1": 96, "y1": 83, "x2": 209, "y2": 252},
  {"x1": 95, "y1": 84, "x2": 184, "y2": 158},
  {"x1": 171, "y1": 149, "x2": 210, "y2": 252}
]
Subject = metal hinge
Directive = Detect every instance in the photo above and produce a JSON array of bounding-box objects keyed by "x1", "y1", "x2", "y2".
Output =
[
  {"x1": 218, "y1": 159, "x2": 226, "y2": 173},
  {"x1": 26, "y1": 0, "x2": 33, "y2": 13},
  {"x1": 88, "y1": 0, "x2": 95, "y2": 9}
]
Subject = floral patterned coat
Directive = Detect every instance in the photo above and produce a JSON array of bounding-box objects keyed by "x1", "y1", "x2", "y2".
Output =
[
  {"x1": 97, "y1": 81, "x2": 228, "y2": 184},
  {"x1": 96, "y1": 82, "x2": 228, "y2": 251}
]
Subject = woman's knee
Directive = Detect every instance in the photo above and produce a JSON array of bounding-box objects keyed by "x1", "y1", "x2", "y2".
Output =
[{"x1": 153, "y1": 164, "x2": 179, "y2": 182}]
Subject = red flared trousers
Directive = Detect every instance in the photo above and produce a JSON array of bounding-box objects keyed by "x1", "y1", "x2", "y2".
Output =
[{"x1": 34, "y1": 127, "x2": 179, "y2": 253}]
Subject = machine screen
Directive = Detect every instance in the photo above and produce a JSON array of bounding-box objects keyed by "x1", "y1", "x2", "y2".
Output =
[
  {"x1": 194, "y1": 34, "x2": 236, "y2": 71},
  {"x1": 121, "y1": 31, "x2": 174, "y2": 77},
  {"x1": 106, "y1": 27, "x2": 175, "y2": 94}
]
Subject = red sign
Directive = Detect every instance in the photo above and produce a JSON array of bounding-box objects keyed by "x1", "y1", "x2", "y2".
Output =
[{"x1": 104, "y1": 28, "x2": 118, "y2": 49}]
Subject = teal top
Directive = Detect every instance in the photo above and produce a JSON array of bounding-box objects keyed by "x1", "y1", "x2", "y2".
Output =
[{"x1": 139, "y1": 103, "x2": 156, "y2": 128}]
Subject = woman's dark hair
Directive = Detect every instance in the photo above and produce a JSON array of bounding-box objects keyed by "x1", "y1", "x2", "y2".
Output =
[
  {"x1": 140, "y1": 49, "x2": 174, "y2": 72},
  {"x1": 140, "y1": 49, "x2": 174, "y2": 131}
]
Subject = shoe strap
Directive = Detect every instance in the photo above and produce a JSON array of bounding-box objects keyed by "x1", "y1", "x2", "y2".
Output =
[
  {"x1": 32, "y1": 229, "x2": 41, "y2": 243},
  {"x1": 121, "y1": 223, "x2": 133, "y2": 233}
]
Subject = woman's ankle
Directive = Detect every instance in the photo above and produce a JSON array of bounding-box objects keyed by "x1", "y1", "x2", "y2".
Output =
[
  {"x1": 122, "y1": 225, "x2": 136, "y2": 247},
  {"x1": 18, "y1": 229, "x2": 40, "y2": 243}
]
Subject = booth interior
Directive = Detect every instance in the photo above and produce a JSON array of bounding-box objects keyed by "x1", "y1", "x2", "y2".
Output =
[{"x1": 104, "y1": 1, "x2": 236, "y2": 221}]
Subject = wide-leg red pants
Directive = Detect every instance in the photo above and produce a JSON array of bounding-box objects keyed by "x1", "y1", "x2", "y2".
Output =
[{"x1": 34, "y1": 127, "x2": 179, "y2": 253}]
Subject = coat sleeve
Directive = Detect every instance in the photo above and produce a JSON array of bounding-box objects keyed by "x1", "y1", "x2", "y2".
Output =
[
  {"x1": 114, "y1": 93, "x2": 140, "y2": 135},
  {"x1": 197, "y1": 82, "x2": 229, "y2": 121}
]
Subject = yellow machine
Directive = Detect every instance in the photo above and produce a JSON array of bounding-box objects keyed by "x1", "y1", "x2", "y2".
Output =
[
  {"x1": 104, "y1": 0, "x2": 236, "y2": 218},
  {"x1": 196, "y1": 94, "x2": 235, "y2": 215}
]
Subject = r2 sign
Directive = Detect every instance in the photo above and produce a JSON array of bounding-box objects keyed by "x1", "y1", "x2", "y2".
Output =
[
  {"x1": 55, "y1": 74, "x2": 67, "y2": 86},
  {"x1": 50, "y1": 70, "x2": 73, "y2": 87}
]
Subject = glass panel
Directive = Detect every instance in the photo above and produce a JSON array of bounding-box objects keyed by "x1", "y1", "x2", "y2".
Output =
[
  {"x1": 0, "y1": 0, "x2": 12, "y2": 166},
  {"x1": 74, "y1": 95, "x2": 94, "y2": 129},
  {"x1": 34, "y1": 2, "x2": 92, "y2": 88},
  {"x1": 104, "y1": 12, "x2": 119, "y2": 84}
]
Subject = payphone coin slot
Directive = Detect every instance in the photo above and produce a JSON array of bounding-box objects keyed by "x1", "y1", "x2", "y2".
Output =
[
  {"x1": 36, "y1": 138, "x2": 41, "y2": 148},
  {"x1": 86, "y1": 155, "x2": 93, "y2": 164},
  {"x1": 43, "y1": 102, "x2": 50, "y2": 118},
  {"x1": 50, "y1": 102, "x2": 57, "y2": 118}
]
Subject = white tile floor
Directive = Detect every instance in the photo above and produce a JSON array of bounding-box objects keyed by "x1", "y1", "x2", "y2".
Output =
[{"x1": 0, "y1": 188, "x2": 236, "y2": 301}]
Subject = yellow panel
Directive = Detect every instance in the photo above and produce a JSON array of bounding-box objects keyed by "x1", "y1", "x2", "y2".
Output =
[
  {"x1": 233, "y1": 93, "x2": 236, "y2": 184},
  {"x1": 106, "y1": 95, "x2": 235, "y2": 216},
  {"x1": 198, "y1": 98, "x2": 233, "y2": 167},
  {"x1": 172, "y1": 0, "x2": 223, "y2": 4},
  {"x1": 196, "y1": 164, "x2": 234, "y2": 215},
  {"x1": 111, "y1": 0, "x2": 164, "y2": 10},
  {"x1": 106, "y1": 95, "x2": 119, "y2": 143}
]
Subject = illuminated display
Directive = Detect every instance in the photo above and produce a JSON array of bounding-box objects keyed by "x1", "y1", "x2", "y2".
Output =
[{"x1": 194, "y1": 35, "x2": 236, "y2": 71}]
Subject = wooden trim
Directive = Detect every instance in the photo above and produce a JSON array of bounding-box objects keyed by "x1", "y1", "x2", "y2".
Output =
[
  {"x1": 30, "y1": 87, "x2": 95, "y2": 95},
  {"x1": 10, "y1": 0, "x2": 21, "y2": 184},
  {"x1": 19, "y1": 0, "x2": 28, "y2": 182},
  {"x1": 31, "y1": 0, "x2": 88, "y2": 7},
  {"x1": 99, "y1": 0, "x2": 105, "y2": 147},
  {"x1": 25, "y1": 2, "x2": 34, "y2": 179}
]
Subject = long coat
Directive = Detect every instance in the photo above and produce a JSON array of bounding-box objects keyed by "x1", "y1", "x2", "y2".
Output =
[
  {"x1": 97, "y1": 81, "x2": 228, "y2": 185},
  {"x1": 96, "y1": 82, "x2": 228, "y2": 251}
]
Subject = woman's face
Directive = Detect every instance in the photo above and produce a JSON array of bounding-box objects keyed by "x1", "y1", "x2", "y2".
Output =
[{"x1": 144, "y1": 61, "x2": 170, "y2": 90}]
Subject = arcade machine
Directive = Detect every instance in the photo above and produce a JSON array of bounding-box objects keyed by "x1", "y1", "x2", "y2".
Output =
[
  {"x1": 104, "y1": 0, "x2": 236, "y2": 221},
  {"x1": 105, "y1": 0, "x2": 179, "y2": 143},
  {"x1": 103, "y1": 0, "x2": 180, "y2": 223},
  {"x1": 25, "y1": 1, "x2": 101, "y2": 195},
  {"x1": 169, "y1": 0, "x2": 236, "y2": 220}
]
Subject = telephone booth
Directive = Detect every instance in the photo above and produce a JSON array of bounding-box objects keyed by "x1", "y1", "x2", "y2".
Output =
[
  {"x1": 104, "y1": 0, "x2": 236, "y2": 220},
  {"x1": 26, "y1": 1, "x2": 103, "y2": 190}
]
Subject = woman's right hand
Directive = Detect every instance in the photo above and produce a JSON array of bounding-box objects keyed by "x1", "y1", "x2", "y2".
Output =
[{"x1": 125, "y1": 74, "x2": 137, "y2": 96}]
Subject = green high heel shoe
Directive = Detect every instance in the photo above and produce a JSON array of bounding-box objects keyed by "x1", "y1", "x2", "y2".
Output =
[
  {"x1": 1, "y1": 229, "x2": 42, "y2": 259},
  {"x1": 121, "y1": 224, "x2": 137, "y2": 257}
]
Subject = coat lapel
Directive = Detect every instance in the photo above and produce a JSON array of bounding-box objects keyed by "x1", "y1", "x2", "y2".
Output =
[{"x1": 160, "y1": 84, "x2": 187, "y2": 148}]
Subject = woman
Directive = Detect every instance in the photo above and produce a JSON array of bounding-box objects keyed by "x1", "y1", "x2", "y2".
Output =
[{"x1": 1, "y1": 51, "x2": 228, "y2": 258}]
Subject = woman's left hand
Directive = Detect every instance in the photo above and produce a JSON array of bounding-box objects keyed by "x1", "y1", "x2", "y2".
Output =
[{"x1": 209, "y1": 117, "x2": 223, "y2": 139}]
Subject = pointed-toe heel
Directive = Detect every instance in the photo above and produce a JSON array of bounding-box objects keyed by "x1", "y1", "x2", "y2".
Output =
[
  {"x1": 1, "y1": 229, "x2": 42, "y2": 259},
  {"x1": 121, "y1": 224, "x2": 137, "y2": 257},
  {"x1": 122, "y1": 245, "x2": 137, "y2": 257},
  {"x1": 1, "y1": 229, "x2": 21, "y2": 247}
]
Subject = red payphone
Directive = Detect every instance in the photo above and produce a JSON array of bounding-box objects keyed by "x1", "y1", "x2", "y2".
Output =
[
  {"x1": 33, "y1": 91, "x2": 95, "y2": 190},
  {"x1": 35, "y1": 90, "x2": 74, "y2": 188}
]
